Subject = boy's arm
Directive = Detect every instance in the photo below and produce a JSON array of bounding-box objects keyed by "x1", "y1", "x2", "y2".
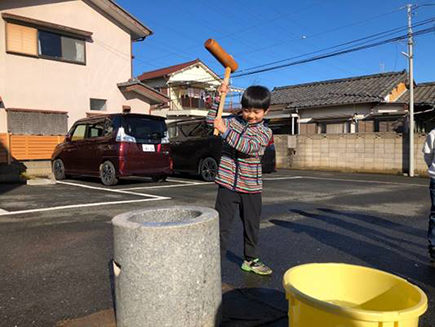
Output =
[
  {"x1": 224, "y1": 127, "x2": 272, "y2": 156},
  {"x1": 206, "y1": 103, "x2": 218, "y2": 127},
  {"x1": 206, "y1": 85, "x2": 230, "y2": 131},
  {"x1": 423, "y1": 132, "x2": 435, "y2": 167},
  {"x1": 206, "y1": 103, "x2": 231, "y2": 131}
]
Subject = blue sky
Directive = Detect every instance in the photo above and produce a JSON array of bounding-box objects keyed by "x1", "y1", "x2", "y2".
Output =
[{"x1": 118, "y1": 0, "x2": 435, "y2": 91}]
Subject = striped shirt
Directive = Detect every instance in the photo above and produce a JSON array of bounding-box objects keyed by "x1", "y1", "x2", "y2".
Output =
[{"x1": 206, "y1": 107, "x2": 272, "y2": 193}]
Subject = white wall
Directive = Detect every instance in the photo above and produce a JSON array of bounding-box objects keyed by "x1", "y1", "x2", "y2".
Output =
[{"x1": 0, "y1": 0, "x2": 151, "y2": 130}]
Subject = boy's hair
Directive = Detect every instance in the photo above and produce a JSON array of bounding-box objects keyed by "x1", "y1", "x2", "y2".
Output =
[{"x1": 241, "y1": 85, "x2": 271, "y2": 110}]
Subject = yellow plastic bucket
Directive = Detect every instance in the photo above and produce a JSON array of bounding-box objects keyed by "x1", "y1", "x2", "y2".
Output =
[{"x1": 283, "y1": 263, "x2": 427, "y2": 327}]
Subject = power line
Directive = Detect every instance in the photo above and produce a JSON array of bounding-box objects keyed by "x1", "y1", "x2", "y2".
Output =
[
  {"x1": 236, "y1": 17, "x2": 435, "y2": 75},
  {"x1": 132, "y1": 3, "x2": 409, "y2": 72},
  {"x1": 171, "y1": 23, "x2": 435, "y2": 87},
  {"x1": 171, "y1": 17, "x2": 435, "y2": 86},
  {"x1": 231, "y1": 25, "x2": 435, "y2": 78},
  {"x1": 236, "y1": 7, "x2": 404, "y2": 58}
]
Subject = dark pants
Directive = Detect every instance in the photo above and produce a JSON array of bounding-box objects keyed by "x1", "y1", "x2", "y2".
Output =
[
  {"x1": 215, "y1": 186, "x2": 262, "y2": 261},
  {"x1": 429, "y1": 179, "x2": 435, "y2": 258}
]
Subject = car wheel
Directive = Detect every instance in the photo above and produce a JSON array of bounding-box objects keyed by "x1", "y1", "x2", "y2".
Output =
[
  {"x1": 100, "y1": 161, "x2": 118, "y2": 186},
  {"x1": 152, "y1": 175, "x2": 167, "y2": 183},
  {"x1": 200, "y1": 157, "x2": 218, "y2": 182},
  {"x1": 52, "y1": 159, "x2": 66, "y2": 180}
]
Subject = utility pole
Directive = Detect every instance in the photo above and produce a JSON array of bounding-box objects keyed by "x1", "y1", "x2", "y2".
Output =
[{"x1": 406, "y1": 4, "x2": 415, "y2": 177}]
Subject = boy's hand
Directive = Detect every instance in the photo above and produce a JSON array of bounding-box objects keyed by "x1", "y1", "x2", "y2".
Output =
[
  {"x1": 214, "y1": 118, "x2": 227, "y2": 135},
  {"x1": 218, "y1": 83, "x2": 229, "y2": 95}
]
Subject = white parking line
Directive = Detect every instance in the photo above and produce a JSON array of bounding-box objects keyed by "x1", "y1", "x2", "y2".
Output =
[
  {"x1": 263, "y1": 175, "x2": 426, "y2": 187},
  {"x1": 300, "y1": 176, "x2": 427, "y2": 187},
  {"x1": 166, "y1": 178, "x2": 199, "y2": 184},
  {"x1": 56, "y1": 181, "x2": 164, "y2": 198},
  {"x1": 264, "y1": 176, "x2": 303, "y2": 181},
  {"x1": 0, "y1": 181, "x2": 172, "y2": 217},
  {"x1": 118, "y1": 181, "x2": 213, "y2": 191},
  {"x1": 0, "y1": 197, "x2": 170, "y2": 216}
]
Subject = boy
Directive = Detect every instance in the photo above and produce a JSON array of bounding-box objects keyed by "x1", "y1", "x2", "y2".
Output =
[
  {"x1": 206, "y1": 84, "x2": 273, "y2": 275},
  {"x1": 423, "y1": 128, "x2": 435, "y2": 267}
]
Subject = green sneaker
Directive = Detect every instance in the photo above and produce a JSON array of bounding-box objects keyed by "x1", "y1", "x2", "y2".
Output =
[{"x1": 241, "y1": 258, "x2": 272, "y2": 276}]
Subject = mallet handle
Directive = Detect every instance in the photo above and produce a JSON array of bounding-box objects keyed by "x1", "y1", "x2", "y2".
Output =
[{"x1": 214, "y1": 66, "x2": 232, "y2": 136}]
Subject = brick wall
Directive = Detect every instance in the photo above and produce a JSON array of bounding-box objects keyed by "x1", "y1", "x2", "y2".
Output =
[{"x1": 274, "y1": 133, "x2": 428, "y2": 175}]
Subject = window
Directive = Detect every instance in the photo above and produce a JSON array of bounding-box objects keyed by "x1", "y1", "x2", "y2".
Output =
[
  {"x1": 180, "y1": 123, "x2": 199, "y2": 137},
  {"x1": 38, "y1": 30, "x2": 61, "y2": 58},
  {"x1": 71, "y1": 124, "x2": 86, "y2": 141},
  {"x1": 6, "y1": 22, "x2": 85, "y2": 64},
  {"x1": 61, "y1": 36, "x2": 85, "y2": 62},
  {"x1": 167, "y1": 125, "x2": 178, "y2": 138},
  {"x1": 189, "y1": 122, "x2": 211, "y2": 138},
  {"x1": 122, "y1": 116, "x2": 166, "y2": 143},
  {"x1": 6, "y1": 23, "x2": 38, "y2": 56},
  {"x1": 88, "y1": 120, "x2": 113, "y2": 138},
  {"x1": 317, "y1": 121, "x2": 350, "y2": 134},
  {"x1": 90, "y1": 99, "x2": 107, "y2": 111},
  {"x1": 38, "y1": 30, "x2": 85, "y2": 63},
  {"x1": 374, "y1": 118, "x2": 405, "y2": 133}
]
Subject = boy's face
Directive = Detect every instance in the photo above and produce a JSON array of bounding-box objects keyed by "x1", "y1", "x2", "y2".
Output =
[{"x1": 242, "y1": 108, "x2": 269, "y2": 124}]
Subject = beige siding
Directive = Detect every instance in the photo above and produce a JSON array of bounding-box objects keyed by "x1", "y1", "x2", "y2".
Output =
[{"x1": 0, "y1": 0, "x2": 151, "y2": 129}]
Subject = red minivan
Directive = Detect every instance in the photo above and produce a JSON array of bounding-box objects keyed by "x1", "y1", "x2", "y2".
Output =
[{"x1": 52, "y1": 113, "x2": 172, "y2": 186}]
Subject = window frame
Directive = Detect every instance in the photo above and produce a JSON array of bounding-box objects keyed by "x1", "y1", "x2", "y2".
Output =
[
  {"x1": 37, "y1": 29, "x2": 86, "y2": 65},
  {"x1": 317, "y1": 120, "x2": 351, "y2": 134},
  {"x1": 90, "y1": 98, "x2": 107, "y2": 111},
  {"x1": 5, "y1": 22, "x2": 87, "y2": 65},
  {"x1": 70, "y1": 124, "x2": 88, "y2": 142},
  {"x1": 5, "y1": 22, "x2": 38, "y2": 57},
  {"x1": 87, "y1": 119, "x2": 113, "y2": 139}
]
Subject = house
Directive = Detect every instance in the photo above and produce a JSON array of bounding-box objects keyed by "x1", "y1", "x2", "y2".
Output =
[
  {"x1": 0, "y1": 0, "x2": 169, "y2": 165},
  {"x1": 137, "y1": 59, "x2": 243, "y2": 120},
  {"x1": 268, "y1": 70, "x2": 435, "y2": 175},
  {"x1": 269, "y1": 71, "x2": 411, "y2": 135},
  {"x1": 398, "y1": 82, "x2": 435, "y2": 132}
]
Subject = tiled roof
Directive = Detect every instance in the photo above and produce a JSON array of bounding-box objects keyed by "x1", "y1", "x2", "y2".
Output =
[
  {"x1": 271, "y1": 70, "x2": 407, "y2": 109},
  {"x1": 397, "y1": 82, "x2": 435, "y2": 105},
  {"x1": 137, "y1": 59, "x2": 201, "y2": 81}
]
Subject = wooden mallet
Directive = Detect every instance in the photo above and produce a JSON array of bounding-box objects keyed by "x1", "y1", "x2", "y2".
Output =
[{"x1": 204, "y1": 38, "x2": 238, "y2": 135}]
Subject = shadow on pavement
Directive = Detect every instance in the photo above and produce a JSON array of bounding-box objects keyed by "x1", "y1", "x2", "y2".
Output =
[
  {"x1": 271, "y1": 210, "x2": 435, "y2": 289},
  {"x1": 317, "y1": 208, "x2": 426, "y2": 239},
  {"x1": 290, "y1": 209, "x2": 426, "y2": 260},
  {"x1": 221, "y1": 288, "x2": 287, "y2": 327}
]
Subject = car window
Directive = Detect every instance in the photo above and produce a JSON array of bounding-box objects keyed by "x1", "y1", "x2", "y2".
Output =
[
  {"x1": 88, "y1": 119, "x2": 113, "y2": 138},
  {"x1": 71, "y1": 124, "x2": 86, "y2": 141},
  {"x1": 189, "y1": 121, "x2": 210, "y2": 138},
  {"x1": 167, "y1": 125, "x2": 178, "y2": 138},
  {"x1": 180, "y1": 122, "x2": 202, "y2": 137},
  {"x1": 123, "y1": 116, "x2": 166, "y2": 142}
]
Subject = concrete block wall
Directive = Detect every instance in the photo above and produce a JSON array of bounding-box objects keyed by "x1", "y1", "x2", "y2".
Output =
[
  {"x1": 274, "y1": 135, "x2": 292, "y2": 169},
  {"x1": 274, "y1": 133, "x2": 428, "y2": 175}
]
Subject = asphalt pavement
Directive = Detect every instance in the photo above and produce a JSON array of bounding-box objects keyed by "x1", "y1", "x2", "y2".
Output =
[{"x1": 0, "y1": 170, "x2": 433, "y2": 327}]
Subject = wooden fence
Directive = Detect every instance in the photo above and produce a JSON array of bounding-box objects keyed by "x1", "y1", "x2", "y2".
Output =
[{"x1": 0, "y1": 133, "x2": 64, "y2": 164}]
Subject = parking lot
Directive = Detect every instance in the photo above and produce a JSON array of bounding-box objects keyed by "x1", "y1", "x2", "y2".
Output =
[{"x1": 0, "y1": 169, "x2": 434, "y2": 327}]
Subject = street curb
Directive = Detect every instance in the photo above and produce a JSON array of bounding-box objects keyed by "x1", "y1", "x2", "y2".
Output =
[{"x1": 26, "y1": 178, "x2": 56, "y2": 185}]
